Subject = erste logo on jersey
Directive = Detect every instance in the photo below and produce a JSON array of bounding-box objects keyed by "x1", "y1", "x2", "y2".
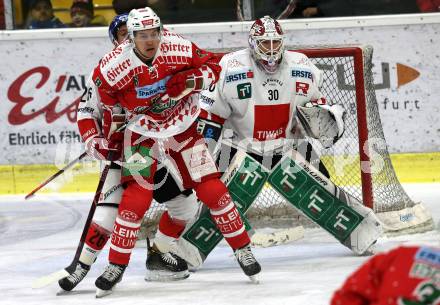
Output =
[
  {"x1": 225, "y1": 70, "x2": 254, "y2": 83},
  {"x1": 291, "y1": 69, "x2": 313, "y2": 80},
  {"x1": 135, "y1": 76, "x2": 170, "y2": 99}
]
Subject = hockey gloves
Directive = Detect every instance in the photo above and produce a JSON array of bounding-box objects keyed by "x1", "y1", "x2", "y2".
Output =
[
  {"x1": 165, "y1": 68, "x2": 204, "y2": 99},
  {"x1": 296, "y1": 103, "x2": 346, "y2": 148},
  {"x1": 85, "y1": 131, "x2": 123, "y2": 161}
]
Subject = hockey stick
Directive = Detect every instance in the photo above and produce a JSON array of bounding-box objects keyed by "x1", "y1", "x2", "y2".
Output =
[
  {"x1": 31, "y1": 159, "x2": 113, "y2": 289},
  {"x1": 250, "y1": 226, "x2": 305, "y2": 248},
  {"x1": 25, "y1": 152, "x2": 88, "y2": 200}
]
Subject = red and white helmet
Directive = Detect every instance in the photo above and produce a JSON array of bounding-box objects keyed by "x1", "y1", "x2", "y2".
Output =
[
  {"x1": 127, "y1": 7, "x2": 162, "y2": 39},
  {"x1": 248, "y1": 16, "x2": 284, "y2": 74}
]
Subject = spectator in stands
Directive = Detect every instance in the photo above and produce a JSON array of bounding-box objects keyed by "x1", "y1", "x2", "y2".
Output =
[
  {"x1": 69, "y1": 0, "x2": 107, "y2": 27},
  {"x1": 417, "y1": 0, "x2": 440, "y2": 12},
  {"x1": 331, "y1": 245, "x2": 440, "y2": 305},
  {"x1": 26, "y1": 0, "x2": 65, "y2": 29},
  {"x1": 257, "y1": 0, "x2": 420, "y2": 18},
  {"x1": 112, "y1": 0, "x2": 159, "y2": 14},
  {"x1": 289, "y1": 0, "x2": 323, "y2": 18}
]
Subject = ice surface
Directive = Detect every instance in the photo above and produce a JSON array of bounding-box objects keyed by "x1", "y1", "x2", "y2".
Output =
[{"x1": 0, "y1": 184, "x2": 439, "y2": 305}]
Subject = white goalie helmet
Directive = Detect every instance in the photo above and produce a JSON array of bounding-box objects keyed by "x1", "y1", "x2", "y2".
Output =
[
  {"x1": 248, "y1": 16, "x2": 285, "y2": 74},
  {"x1": 127, "y1": 7, "x2": 162, "y2": 39}
]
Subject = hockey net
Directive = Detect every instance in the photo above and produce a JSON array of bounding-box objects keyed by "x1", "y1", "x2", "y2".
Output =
[{"x1": 141, "y1": 45, "x2": 433, "y2": 238}]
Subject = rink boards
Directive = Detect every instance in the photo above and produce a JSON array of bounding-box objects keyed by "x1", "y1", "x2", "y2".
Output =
[{"x1": 1, "y1": 152, "x2": 439, "y2": 195}]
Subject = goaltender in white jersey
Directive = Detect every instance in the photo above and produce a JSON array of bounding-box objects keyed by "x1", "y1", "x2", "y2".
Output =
[
  {"x1": 200, "y1": 17, "x2": 343, "y2": 159},
  {"x1": 194, "y1": 16, "x2": 381, "y2": 257}
]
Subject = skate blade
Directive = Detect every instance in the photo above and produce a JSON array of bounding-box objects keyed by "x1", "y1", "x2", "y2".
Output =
[
  {"x1": 56, "y1": 289, "x2": 71, "y2": 296},
  {"x1": 249, "y1": 275, "x2": 260, "y2": 284},
  {"x1": 57, "y1": 289, "x2": 95, "y2": 296},
  {"x1": 145, "y1": 270, "x2": 190, "y2": 282},
  {"x1": 96, "y1": 288, "x2": 113, "y2": 298}
]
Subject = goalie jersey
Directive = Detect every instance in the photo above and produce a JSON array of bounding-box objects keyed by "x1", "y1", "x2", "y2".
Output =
[{"x1": 199, "y1": 48, "x2": 327, "y2": 155}]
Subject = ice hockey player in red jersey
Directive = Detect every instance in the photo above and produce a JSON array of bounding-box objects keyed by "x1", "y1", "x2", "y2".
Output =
[
  {"x1": 331, "y1": 245, "x2": 440, "y2": 305},
  {"x1": 90, "y1": 7, "x2": 260, "y2": 297},
  {"x1": 58, "y1": 12, "x2": 202, "y2": 292}
]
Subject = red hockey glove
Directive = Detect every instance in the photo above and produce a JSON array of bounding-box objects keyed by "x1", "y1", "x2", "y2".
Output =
[
  {"x1": 165, "y1": 68, "x2": 203, "y2": 99},
  {"x1": 85, "y1": 131, "x2": 123, "y2": 161}
]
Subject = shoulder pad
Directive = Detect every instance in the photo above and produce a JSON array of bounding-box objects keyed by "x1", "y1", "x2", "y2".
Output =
[
  {"x1": 99, "y1": 40, "x2": 134, "y2": 86},
  {"x1": 285, "y1": 51, "x2": 312, "y2": 67},
  {"x1": 221, "y1": 49, "x2": 251, "y2": 69},
  {"x1": 159, "y1": 32, "x2": 192, "y2": 56}
]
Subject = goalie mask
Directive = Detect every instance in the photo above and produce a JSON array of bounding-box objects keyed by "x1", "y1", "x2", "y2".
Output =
[{"x1": 248, "y1": 16, "x2": 285, "y2": 74}]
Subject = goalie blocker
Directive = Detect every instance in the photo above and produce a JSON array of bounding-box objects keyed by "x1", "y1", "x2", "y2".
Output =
[{"x1": 177, "y1": 149, "x2": 382, "y2": 267}]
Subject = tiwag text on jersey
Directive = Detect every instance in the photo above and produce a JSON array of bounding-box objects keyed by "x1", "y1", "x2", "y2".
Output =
[{"x1": 225, "y1": 70, "x2": 254, "y2": 83}]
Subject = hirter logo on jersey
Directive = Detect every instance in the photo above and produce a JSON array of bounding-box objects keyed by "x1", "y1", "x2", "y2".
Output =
[{"x1": 253, "y1": 104, "x2": 290, "y2": 141}]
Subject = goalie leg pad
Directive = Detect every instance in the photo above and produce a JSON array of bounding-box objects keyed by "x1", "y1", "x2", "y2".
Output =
[
  {"x1": 180, "y1": 151, "x2": 268, "y2": 264},
  {"x1": 267, "y1": 149, "x2": 382, "y2": 254}
]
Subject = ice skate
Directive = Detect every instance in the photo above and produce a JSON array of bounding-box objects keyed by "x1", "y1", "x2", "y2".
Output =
[
  {"x1": 58, "y1": 262, "x2": 90, "y2": 292},
  {"x1": 95, "y1": 263, "x2": 126, "y2": 298},
  {"x1": 235, "y1": 244, "x2": 261, "y2": 283},
  {"x1": 145, "y1": 246, "x2": 189, "y2": 282}
]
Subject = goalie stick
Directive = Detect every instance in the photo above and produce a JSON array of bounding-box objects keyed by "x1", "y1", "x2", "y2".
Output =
[{"x1": 31, "y1": 159, "x2": 113, "y2": 289}]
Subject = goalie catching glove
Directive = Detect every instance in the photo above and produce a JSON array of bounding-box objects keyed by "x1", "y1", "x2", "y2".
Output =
[{"x1": 296, "y1": 103, "x2": 346, "y2": 148}]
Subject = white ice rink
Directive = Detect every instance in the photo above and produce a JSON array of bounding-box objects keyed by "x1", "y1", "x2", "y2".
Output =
[{"x1": 0, "y1": 184, "x2": 439, "y2": 305}]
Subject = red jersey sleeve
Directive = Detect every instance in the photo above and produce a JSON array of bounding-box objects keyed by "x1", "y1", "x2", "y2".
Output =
[
  {"x1": 92, "y1": 64, "x2": 118, "y2": 108},
  {"x1": 190, "y1": 43, "x2": 222, "y2": 86},
  {"x1": 331, "y1": 248, "x2": 402, "y2": 305}
]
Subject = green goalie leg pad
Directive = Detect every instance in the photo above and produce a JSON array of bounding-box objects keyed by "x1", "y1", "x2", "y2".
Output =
[
  {"x1": 267, "y1": 149, "x2": 382, "y2": 254},
  {"x1": 182, "y1": 151, "x2": 270, "y2": 260}
]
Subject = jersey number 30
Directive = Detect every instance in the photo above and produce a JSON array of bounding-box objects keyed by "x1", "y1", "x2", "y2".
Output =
[{"x1": 268, "y1": 89, "x2": 279, "y2": 101}]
